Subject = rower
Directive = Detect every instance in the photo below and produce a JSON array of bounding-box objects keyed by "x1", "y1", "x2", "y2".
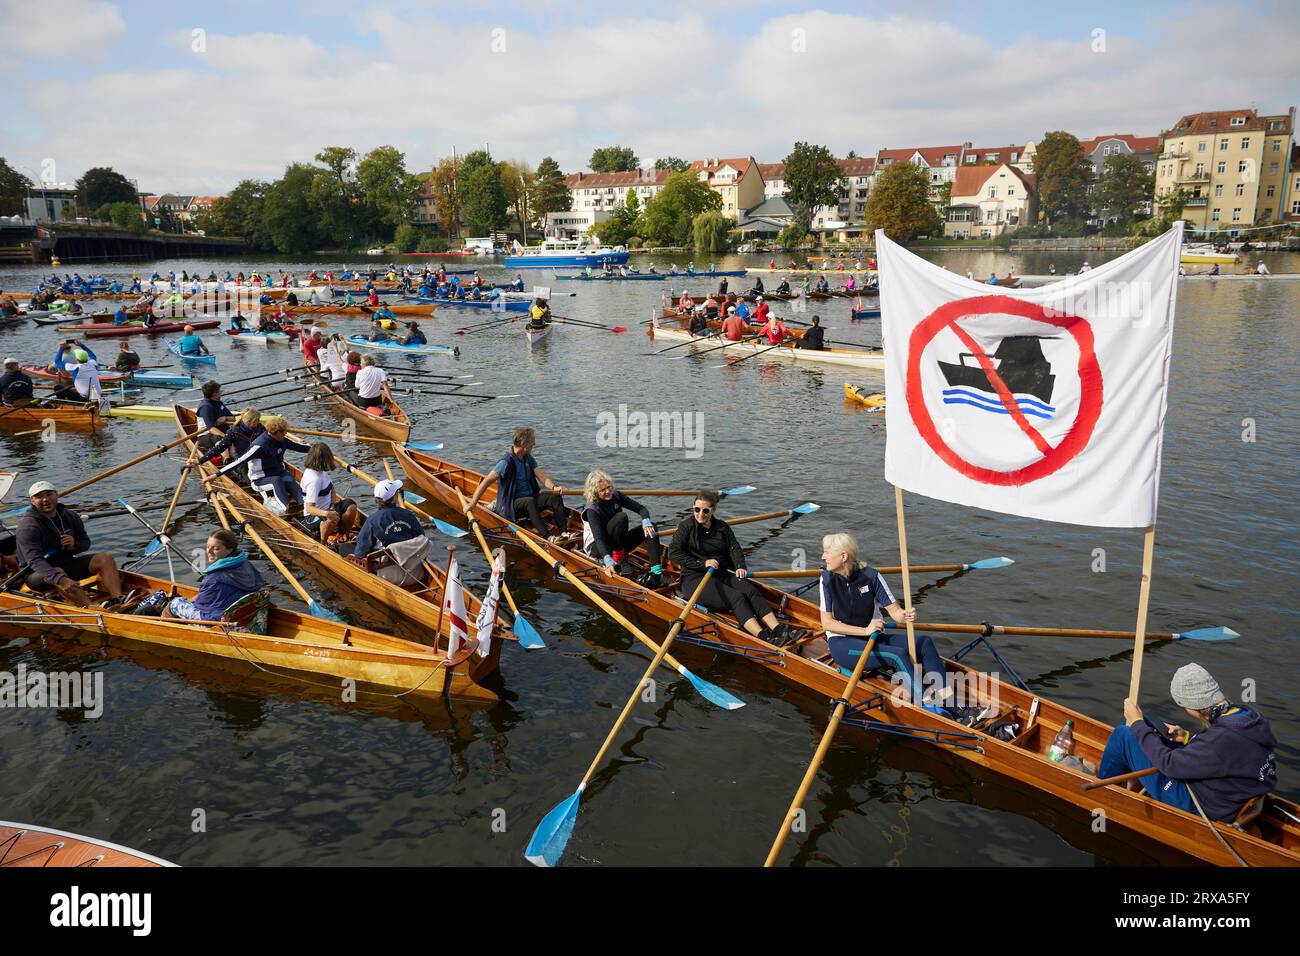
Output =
[
  {"x1": 581, "y1": 469, "x2": 664, "y2": 587},
  {"x1": 1256, "y1": 261, "x2": 1270, "y2": 276},
  {"x1": 0, "y1": 295, "x2": 18, "y2": 317},
  {"x1": 665, "y1": 491, "x2": 793, "y2": 646},
  {"x1": 758, "y1": 312, "x2": 790, "y2": 345},
  {"x1": 775, "y1": 278, "x2": 791, "y2": 295},
  {"x1": 195, "y1": 381, "x2": 236, "y2": 452},
  {"x1": 688, "y1": 309, "x2": 710, "y2": 336},
  {"x1": 188, "y1": 407, "x2": 263, "y2": 473},
  {"x1": 816, "y1": 274, "x2": 830, "y2": 293},
  {"x1": 301, "y1": 329, "x2": 324, "y2": 364},
  {"x1": 230, "y1": 311, "x2": 250, "y2": 332},
  {"x1": 463, "y1": 426, "x2": 570, "y2": 541},
  {"x1": 748, "y1": 276, "x2": 766, "y2": 297},
  {"x1": 352, "y1": 354, "x2": 391, "y2": 413},
  {"x1": 205, "y1": 415, "x2": 310, "y2": 513},
  {"x1": 843, "y1": 275, "x2": 857, "y2": 293},
  {"x1": 1100, "y1": 664, "x2": 1278, "y2": 821},
  {"x1": 14, "y1": 481, "x2": 125, "y2": 608},
  {"x1": 320, "y1": 334, "x2": 349, "y2": 387},
  {"x1": 286, "y1": 290, "x2": 299, "y2": 307},
  {"x1": 161, "y1": 528, "x2": 265, "y2": 621},
  {"x1": 717, "y1": 277, "x2": 729, "y2": 295},
  {"x1": 349, "y1": 479, "x2": 430, "y2": 584},
  {"x1": 55, "y1": 346, "x2": 107, "y2": 411},
  {"x1": 678, "y1": 291, "x2": 696, "y2": 312},
  {"x1": 510, "y1": 274, "x2": 525, "y2": 291},
  {"x1": 721, "y1": 307, "x2": 748, "y2": 341},
  {"x1": 299, "y1": 444, "x2": 361, "y2": 543},
  {"x1": 794, "y1": 315, "x2": 825, "y2": 351},
  {"x1": 817, "y1": 532, "x2": 949, "y2": 707},
  {"x1": 751, "y1": 295, "x2": 771, "y2": 325},
  {"x1": 398, "y1": 322, "x2": 426, "y2": 346},
  {"x1": 114, "y1": 340, "x2": 141, "y2": 372},
  {"x1": 0, "y1": 357, "x2": 34, "y2": 405},
  {"x1": 112, "y1": 304, "x2": 130, "y2": 326},
  {"x1": 702, "y1": 294, "x2": 720, "y2": 320},
  {"x1": 527, "y1": 298, "x2": 552, "y2": 329},
  {"x1": 177, "y1": 325, "x2": 210, "y2": 356}
]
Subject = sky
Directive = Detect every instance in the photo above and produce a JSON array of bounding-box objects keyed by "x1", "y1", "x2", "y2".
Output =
[{"x1": 2, "y1": 0, "x2": 1297, "y2": 195}]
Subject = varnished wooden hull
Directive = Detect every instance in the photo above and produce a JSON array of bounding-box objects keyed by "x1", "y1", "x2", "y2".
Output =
[
  {"x1": 0, "y1": 821, "x2": 176, "y2": 867},
  {"x1": 0, "y1": 402, "x2": 103, "y2": 431},
  {"x1": 300, "y1": 357, "x2": 411, "y2": 442},
  {"x1": 394, "y1": 446, "x2": 1300, "y2": 866}
]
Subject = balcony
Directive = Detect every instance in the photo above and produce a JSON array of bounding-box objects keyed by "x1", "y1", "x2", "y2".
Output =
[
  {"x1": 1184, "y1": 197, "x2": 1209, "y2": 207},
  {"x1": 1176, "y1": 174, "x2": 1210, "y2": 184}
]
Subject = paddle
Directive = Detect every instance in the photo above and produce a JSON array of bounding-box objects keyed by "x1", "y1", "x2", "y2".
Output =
[
  {"x1": 879, "y1": 620, "x2": 1239, "y2": 642},
  {"x1": 289, "y1": 426, "x2": 445, "y2": 454},
  {"x1": 712, "y1": 337, "x2": 789, "y2": 369},
  {"x1": 508, "y1": 522, "x2": 742, "y2": 711},
  {"x1": 750, "y1": 557, "x2": 1015, "y2": 578},
  {"x1": 554, "y1": 485, "x2": 756, "y2": 498},
  {"x1": 212, "y1": 492, "x2": 344, "y2": 622},
  {"x1": 668, "y1": 332, "x2": 764, "y2": 360},
  {"x1": 59, "y1": 431, "x2": 201, "y2": 497},
  {"x1": 523, "y1": 568, "x2": 718, "y2": 868},
  {"x1": 663, "y1": 503, "x2": 820, "y2": 535},
  {"x1": 763, "y1": 633, "x2": 877, "y2": 866},
  {"x1": 116, "y1": 497, "x2": 201, "y2": 580},
  {"x1": 550, "y1": 315, "x2": 627, "y2": 333},
  {"x1": 322, "y1": 449, "x2": 468, "y2": 539},
  {"x1": 453, "y1": 488, "x2": 544, "y2": 650},
  {"x1": 645, "y1": 329, "x2": 723, "y2": 355}
]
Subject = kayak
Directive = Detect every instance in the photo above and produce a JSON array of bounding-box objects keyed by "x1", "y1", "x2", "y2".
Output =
[
  {"x1": 226, "y1": 330, "x2": 293, "y2": 345},
  {"x1": 843, "y1": 382, "x2": 886, "y2": 408},
  {"x1": 108, "y1": 404, "x2": 175, "y2": 420},
  {"x1": 25, "y1": 365, "x2": 129, "y2": 384},
  {"x1": 553, "y1": 273, "x2": 666, "y2": 282},
  {"x1": 74, "y1": 319, "x2": 221, "y2": 338},
  {"x1": 166, "y1": 338, "x2": 216, "y2": 364},
  {"x1": 525, "y1": 323, "x2": 553, "y2": 348},
  {"x1": 128, "y1": 370, "x2": 193, "y2": 389},
  {"x1": 344, "y1": 334, "x2": 458, "y2": 357},
  {"x1": 403, "y1": 295, "x2": 529, "y2": 312}
]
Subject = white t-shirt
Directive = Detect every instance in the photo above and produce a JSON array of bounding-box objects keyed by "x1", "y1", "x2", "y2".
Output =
[
  {"x1": 300, "y1": 468, "x2": 334, "y2": 510},
  {"x1": 355, "y1": 365, "x2": 386, "y2": 400}
]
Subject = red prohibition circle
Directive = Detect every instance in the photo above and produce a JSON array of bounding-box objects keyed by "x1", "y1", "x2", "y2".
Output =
[{"x1": 905, "y1": 295, "x2": 1103, "y2": 486}]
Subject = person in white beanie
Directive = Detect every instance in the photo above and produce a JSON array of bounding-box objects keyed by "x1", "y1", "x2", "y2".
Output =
[
  {"x1": 1094, "y1": 663, "x2": 1278, "y2": 820},
  {"x1": 348, "y1": 478, "x2": 428, "y2": 583}
]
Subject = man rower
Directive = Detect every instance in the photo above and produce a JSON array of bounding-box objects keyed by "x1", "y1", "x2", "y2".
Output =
[
  {"x1": 301, "y1": 329, "x2": 324, "y2": 364},
  {"x1": 1099, "y1": 664, "x2": 1277, "y2": 821},
  {"x1": 196, "y1": 381, "x2": 236, "y2": 452},
  {"x1": 795, "y1": 315, "x2": 825, "y2": 350},
  {"x1": 398, "y1": 322, "x2": 426, "y2": 346},
  {"x1": 722, "y1": 307, "x2": 749, "y2": 342},
  {"x1": 352, "y1": 354, "x2": 391, "y2": 413},
  {"x1": 463, "y1": 426, "x2": 570, "y2": 542},
  {"x1": 349, "y1": 479, "x2": 430, "y2": 584},
  {"x1": 177, "y1": 325, "x2": 210, "y2": 357},
  {"x1": 15, "y1": 481, "x2": 125, "y2": 608},
  {"x1": 0, "y1": 357, "x2": 34, "y2": 405},
  {"x1": 114, "y1": 340, "x2": 141, "y2": 372},
  {"x1": 112, "y1": 304, "x2": 131, "y2": 326}
]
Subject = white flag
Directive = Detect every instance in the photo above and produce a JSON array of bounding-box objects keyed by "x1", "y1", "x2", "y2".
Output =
[
  {"x1": 473, "y1": 549, "x2": 506, "y2": 657},
  {"x1": 443, "y1": 558, "x2": 471, "y2": 660},
  {"x1": 878, "y1": 223, "x2": 1183, "y2": 528}
]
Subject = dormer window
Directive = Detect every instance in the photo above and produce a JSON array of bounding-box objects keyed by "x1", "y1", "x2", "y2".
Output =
[{"x1": 1230, "y1": 116, "x2": 1246, "y2": 126}]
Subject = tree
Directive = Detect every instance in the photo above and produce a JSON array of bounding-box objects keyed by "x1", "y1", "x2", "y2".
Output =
[
  {"x1": 777, "y1": 224, "x2": 809, "y2": 249},
  {"x1": 0, "y1": 158, "x2": 32, "y2": 216},
  {"x1": 865, "y1": 162, "x2": 941, "y2": 240},
  {"x1": 637, "y1": 171, "x2": 721, "y2": 245},
  {"x1": 1132, "y1": 186, "x2": 1188, "y2": 237},
  {"x1": 589, "y1": 188, "x2": 640, "y2": 247},
  {"x1": 310, "y1": 147, "x2": 362, "y2": 245},
  {"x1": 655, "y1": 156, "x2": 689, "y2": 172},
  {"x1": 428, "y1": 157, "x2": 461, "y2": 239},
  {"x1": 394, "y1": 223, "x2": 420, "y2": 252},
  {"x1": 206, "y1": 180, "x2": 270, "y2": 248},
  {"x1": 263, "y1": 163, "x2": 326, "y2": 254},
  {"x1": 500, "y1": 160, "x2": 536, "y2": 242},
  {"x1": 533, "y1": 156, "x2": 570, "y2": 226},
  {"x1": 590, "y1": 146, "x2": 638, "y2": 173},
  {"x1": 459, "y1": 149, "x2": 494, "y2": 184},
  {"x1": 75, "y1": 167, "x2": 137, "y2": 212},
  {"x1": 463, "y1": 162, "x2": 507, "y2": 235},
  {"x1": 692, "y1": 210, "x2": 732, "y2": 252},
  {"x1": 1093, "y1": 153, "x2": 1154, "y2": 226},
  {"x1": 356, "y1": 145, "x2": 420, "y2": 237},
  {"x1": 1035, "y1": 131, "x2": 1093, "y2": 225},
  {"x1": 782, "y1": 142, "x2": 842, "y2": 234}
]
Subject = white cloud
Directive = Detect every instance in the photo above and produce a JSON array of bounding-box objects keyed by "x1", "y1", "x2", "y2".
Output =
[{"x1": 0, "y1": 0, "x2": 125, "y2": 64}]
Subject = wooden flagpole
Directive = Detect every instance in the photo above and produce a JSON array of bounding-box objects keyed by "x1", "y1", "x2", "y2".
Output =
[
  {"x1": 894, "y1": 486, "x2": 918, "y2": 694},
  {"x1": 1128, "y1": 524, "x2": 1157, "y2": 701}
]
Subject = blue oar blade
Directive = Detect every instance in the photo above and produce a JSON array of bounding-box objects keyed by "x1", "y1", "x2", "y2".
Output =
[
  {"x1": 513, "y1": 613, "x2": 545, "y2": 649},
  {"x1": 677, "y1": 665, "x2": 745, "y2": 710},
  {"x1": 790, "y1": 502, "x2": 821, "y2": 515},
  {"x1": 308, "y1": 599, "x2": 346, "y2": 623},
  {"x1": 402, "y1": 489, "x2": 426, "y2": 504},
  {"x1": 720, "y1": 485, "x2": 756, "y2": 497},
  {"x1": 967, "y1": 556, "x2": 1015, "y2": 570},
  {"x1": 1173, "y1": 626, "x2": 1239, "y2": 642},
  {"x1": 524, "y1": 790, "x2": 582, "y2": 868},
  {"x1": 430, "y1": 516, "x2": 468, "y2": 538},
  {"x1": 403, "y1": 441, "x2": 445, "y2": 452},
  {"x1": 144, "y1": 538, "x2": 165, "y2": 557}
]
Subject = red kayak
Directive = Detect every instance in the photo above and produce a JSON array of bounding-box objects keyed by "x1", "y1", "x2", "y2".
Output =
[
  {"x1": 24, "y1": 365, "x2": 129, "y2": 383},
  {"x1": 66, "y1": 319, "x2": 221, "y2": 337}
]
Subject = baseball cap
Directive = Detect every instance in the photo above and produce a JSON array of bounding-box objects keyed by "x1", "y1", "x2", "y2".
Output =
[
  {"x1": 29, "y1": 481, "x2": 57, "y2": 496},
  {"x1": 374, "y1": 479, "x2": 403, "y2": 501}
]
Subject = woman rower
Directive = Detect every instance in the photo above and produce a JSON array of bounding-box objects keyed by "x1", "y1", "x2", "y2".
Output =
[
  {"x1": 188, "y1": 407, "x2": 263, "y2": 473},
  {"x1": 666, "y1": 491, "x2": 794, "y2": 646},
  {"x1": 527, "y1": 298, "x2": 551, "y2": 330},
  {"x1": 758, "y1": 312, "x2": 791, "y2": 345},
  {"x1": 580, "y1": 470, "x2": 664, "y2": 587},
  {"x1": 299, "y1": 443, "x2": 361, "y2": 543},
  {"x1": 398, "y1": 321, "x2": 426, "y2": 346},
  {"x1": 161, "y1": 529, "x2": 264, "y2": 621},
  {"x1": 817, "y1": 532, "x2": 951, "y2": 709},
  {"x1": 205, "y1": 415, "x2": 309, "y2": 513},
  {"x1": 195, "y1": 381, "x2": 236, "y2": 453}
]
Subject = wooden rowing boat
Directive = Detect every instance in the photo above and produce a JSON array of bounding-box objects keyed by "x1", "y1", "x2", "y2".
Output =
[
  {"x1": 652, "y1": 315, "x2": 886, "y2": 371},
  {"x1": 524, "y1": 323, "x2": 552, "y2": 348},
  {"x1": 0, "y1": 401, "x2": 103, "y2": 431},
  {"x1": 275, "y1": 303, "x2": 435, "y2": 318},
  {"x1": 68, "y1": 320, "x2": 221, "y2": 337},
  {"x1": 301, "y1": 355, "x2": 411, "y2": 442},
  {"x1": 0, "y1": 569, "x2": 496, "y2": 703},
  {"x1": 393, "y1": 446, "x2": 1300, "y2": 866},
  {"x1": 843, "y1": 382, "x2": 886, "y2": 408},
  {"x1": 173, "y1": 407, "x2": 504, "y2": 685},
  {"x1": 0, "y1": 821, "x2": 176, "y2": 867}
]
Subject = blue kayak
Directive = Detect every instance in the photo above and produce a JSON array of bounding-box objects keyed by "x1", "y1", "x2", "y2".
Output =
[
  {"x1": 128, "y1": 370, "x2": 194, "y2": 388},
  {"x1": 345, "y1": 334, "x2": 458, "y2": 356},
  {"x1": 554, "y1": 273, "x2": 666, "y2": 282},
  {"x1": 166, "y1": 338, "x2": 216, "y2": 364}
]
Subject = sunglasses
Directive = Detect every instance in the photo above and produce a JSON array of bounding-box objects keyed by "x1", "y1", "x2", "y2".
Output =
[{"x1": 693, "y1": 506, "x2": 712, "y2": 514}]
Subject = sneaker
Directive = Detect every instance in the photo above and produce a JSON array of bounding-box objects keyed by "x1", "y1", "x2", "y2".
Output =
[
  {"x1": 764, "y1": 627, "x2": 793, "y2": 648},
  {"x1": 636, "y1": 570, "x2": 663, "y2": 588}
]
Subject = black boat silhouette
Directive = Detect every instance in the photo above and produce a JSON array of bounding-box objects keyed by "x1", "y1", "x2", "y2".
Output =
[{"x1": 938, "y1": 336, "x2": 1056, "y2": 404}]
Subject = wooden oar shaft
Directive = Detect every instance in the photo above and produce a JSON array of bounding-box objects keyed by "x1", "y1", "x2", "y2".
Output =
[
  {"x1": 455, "y1": 489, "x2": 522, "y2": 617},
  {"x1": 751, "y1": 563, "x2": 969, "y2": 578},
  {"x1": 1082, "y1": 767, "x2": 1157, "y2": 791},
  {"x1": 60, "y1": 430, "x2": 201, "y2": 496},
  {"x1": 903, "y1": 620, "x2": 1186, "y2": 641},
  {"x1": 577, "y1": 570, "x2": 714, "y2": 788},
  {"x1": 160, "y1": 466, "x2": 191, "y2": 536},
  {"x1": 764, "y1": 634, "x2": 877, "y2": 866},
  {"x1": 214, "y1": 493, "x2": 316, "y2": 610},
  {"x1": 290, "y1": 426, "x2": 396, "y2": 447}
]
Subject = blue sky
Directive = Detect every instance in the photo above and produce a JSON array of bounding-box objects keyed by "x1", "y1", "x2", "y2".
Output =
[{"x1": 2, "y1": 0, "x2": 1295, "y2": 193}]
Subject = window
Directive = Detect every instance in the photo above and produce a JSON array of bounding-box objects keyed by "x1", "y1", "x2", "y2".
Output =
[
  {"x1": 1195, "y1": 163, "x2": 1205, "y2": 177},
  {"x1": 1293, "y1": 199, "x2": 1300, "y2": 215},
  {"x1": 1231, "y1": 208, "x2": 1242, "y2": 221},
  {"x1": 1214, "y1": 184, "x2": 1223, "y2": 197},
  {"x1": 1266, "y1": 185, "x2": 1275, "y2": 197},
  {"x1": 985, "y1": 210, "x2": 997, "y2": 223},
  {"x1": 1230, "y1": 116, "x2": 1245, "y2": 126},
  {"x1": 985, "y1": 153, "x2": 997, "y2": 162},
  {"x1": 1219, "y1": 138, "x2": 1229, "y2": 150},
  {"x1": 1211, "y1": 208, "x2": 1221, "y2": 221},
  {"x1": 1008, "y1": 186, "x2": 1016, "y2": 196},
  {"x1": 1010, "y1": 152, "x2": 1018, "y2": 162},
  {"x1": 988, "y1": 186, "x2": 997, "y2": 198},
  {"x1": 1238, "y1": 160, "x2": 1249, "y2": 174},
  {"x1": 1272, "y1": 140, "x2": 1281, "y2": 152},
  {"x1": 1241, "y1": 137, "x2": 1251, "y2": 149},
  {"x1": 1197, "y1": 141, "x2": 1206, "y2": 152},
  {"x1": 1235, "y1": 183, "x2": 1244, "y2": 196},
  {"x1": 1217, "y1": 161, "x2": 1226, "y2": 174},
  {"x1": 1269, "y1": 163, "x2": 1278, "y2": 174}
]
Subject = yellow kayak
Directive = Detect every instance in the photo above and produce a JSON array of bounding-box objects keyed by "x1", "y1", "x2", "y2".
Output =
[
  {"x1": 109, "y1": 404, "x2": 175, "y2": 420},
  {"x1": 843, "y1": 382, "x2": 885, "y2": 409}
]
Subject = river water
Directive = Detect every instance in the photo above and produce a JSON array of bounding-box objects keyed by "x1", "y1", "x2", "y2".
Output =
[{"x1": 1, "y1": 249, "x2": 1296, "y2": 867}]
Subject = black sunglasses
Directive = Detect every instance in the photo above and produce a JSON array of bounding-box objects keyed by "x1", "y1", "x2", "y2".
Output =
[{"x1": 693, "y1": 506, "x2": 712, "y2": 514}]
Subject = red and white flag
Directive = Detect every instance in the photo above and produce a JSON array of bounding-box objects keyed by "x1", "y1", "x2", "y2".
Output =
[
  {"x1": 473, "y1": 549, "x2": 506, "y2": 657},
  {"x1": 443, "y1": 558, "x2": 471, "y2": 660},
  {"x1": 878, "y1": 223, "x2": 1183, "y2": 527}
]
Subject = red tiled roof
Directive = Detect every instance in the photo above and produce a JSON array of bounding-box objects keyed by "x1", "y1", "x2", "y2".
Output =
[
  {"x1": 966, "y1": 145, "x2": 1027, "y2": 166},
  {"x1": 565, "y1": 168, "x2": 672, "y2": 189},
  {"x1": 877, "y1": 145, "x2": 966, "y2": 168},
  {"x1": 757, "y1": 162, "x2": 785, "y2": 180},
  {"x1": 758, "y1": 157, "x2": 873, "y2": 180},
  {"x1": 951, "y1": 164, "x2": 1036, "y2": 199},
  {"x1": 1166, "y1": 110, "x2": 1266, "y2": 136},
  {"x1": 1077, "y1": 134, "x2": 1159, "y2": 155},
  {"x1": 688, "y1": 157, "x2": 758, "y2": 182}
]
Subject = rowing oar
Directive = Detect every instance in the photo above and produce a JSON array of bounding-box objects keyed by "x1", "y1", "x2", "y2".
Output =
[
  {"x1": 646, "y1": 329, "x2": 723, "y2": 355},
  {"x1": 157, "y1": 464, "x2": 192, "y2": 546},
  {"x1": 553, "y1": 485, "x2": 756, "y2": 498},
  {"x1": 668, "y1": 332, "x2": 763, "y2": 360},
  {"x1": 550, "y1": 315, "x2": 627, "y2": 333},
  {"x1": 452, "y1": 488, "x2": 544, "y2": 649},
  {"x1": 712, "y1": 337, "x2": 788, "y2": 369},
  {"x1": 116, "y1": 497, "x2": 201, "y2": 581},
  {"x1": 879, "y1": 619, "x2": 1239, "y2": 642},
  {"x1": 177, "y1": 365, "x2": 304, "y2": 392},
  {"x1": 662, "y1": 503, "x2": 820, "y2": 535},
  {"x1": 509, "y1": 523, "x2": 742, "y2": 711},
  {"x1": 209, "y1": 383, "x2": 312, "y2": 404},
  {"x1": 288, "y1": 426, "x2": 445, "y2": 454},
  {"x1": 59, "y1": 430, "x2": 201, "y2": 497},
  {"x1": 212, "y1": 492, "x2": 344, "y2": 622},
  {"x1": 524, "y1": 568, "x2": 718, "y2": 867},
  {"x1": 763, "y1": 631, "x2": 877, "y2": 866},
  {"x1": 322, "y1": 449, "x2": 467, "y2": 539},
  {"x1": 750, "y1": 557, "x2": 1015, "y2": 578}
]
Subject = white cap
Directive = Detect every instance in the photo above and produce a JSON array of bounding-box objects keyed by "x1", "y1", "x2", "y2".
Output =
[
  {"x1": 3, "y1": 357, "x2": 18, "y2": 366},
  {"x1": 374, "y1": 478, "x2": 403, "y2": 501},
  {"x1": 28, "y1": 480, "x2": 57, "y2": 496}
]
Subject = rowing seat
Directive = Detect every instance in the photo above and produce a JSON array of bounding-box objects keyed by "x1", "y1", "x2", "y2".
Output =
[
  {"x1": 1232, "y1": 794, "x2": 1266, "y2": 835},
  {"x1": 220, "y1": 590, "x2": 271, "y2": 634}
]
